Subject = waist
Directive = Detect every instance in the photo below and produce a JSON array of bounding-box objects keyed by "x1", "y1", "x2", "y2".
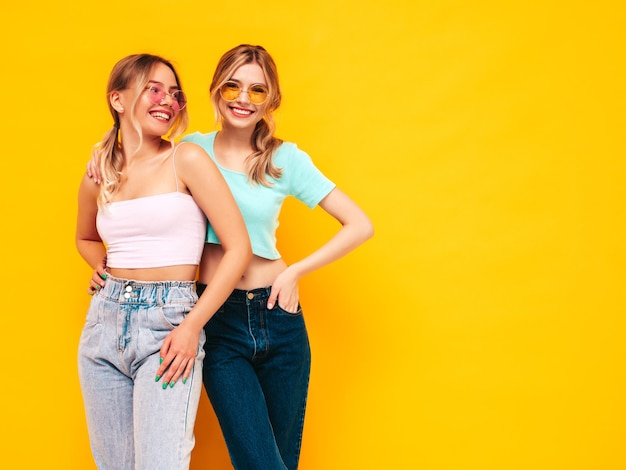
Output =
[
  {"x1": 197, "y1": 284, "x2": 271, "y2": 303},
  {"x1": 199, "y1": 245, "x2": 287, "y2": 289},
  {"x1": 108, "y1": 265, "x2": 198, "y2": 282},
  {"x1": 98, "y1": 274, "x2": 197, "y2": 304}
]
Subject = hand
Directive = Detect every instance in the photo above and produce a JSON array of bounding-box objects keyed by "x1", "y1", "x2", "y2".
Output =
[
  {"x1": 267, "y1": 267, "x2": 300, "y2": 313},
  {"x1": 154, "y1": 323, "x2": 200, "y2": 389},
  {"x1": 86, "y1": 149, "x2": 102, "y2": 184},
  {"x1": 87, "y1": 257, "x2": 107, "y2": 295}
]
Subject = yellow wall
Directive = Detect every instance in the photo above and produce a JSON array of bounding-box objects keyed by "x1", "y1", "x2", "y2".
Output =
[{"x1": 2, "y1": 1, "x2": 624, "y2": 468}]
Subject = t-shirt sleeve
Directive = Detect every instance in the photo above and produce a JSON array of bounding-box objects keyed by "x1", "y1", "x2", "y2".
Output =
[
  {"x1": 180, "y1": 132, "x2": 200, "y2": 144},
  {"x1": 284, "y1": 144, "x2": 336, "y2": 208}
]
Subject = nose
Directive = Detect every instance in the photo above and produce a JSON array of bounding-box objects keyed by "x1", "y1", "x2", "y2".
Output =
[
  {"x1": 160, "y1": 92, "x2": 175, "y2": 107},
  {"x1": 236, "y1": 89, "x2": 251, "y2": 104}
]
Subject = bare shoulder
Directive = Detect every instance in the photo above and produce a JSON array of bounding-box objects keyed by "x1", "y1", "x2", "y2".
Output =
[
  {"x1": 174, "y1": 142, "x2": 211, "y2": 165},
  {"x1": 78, "y1": 172, "x2": 101, "y2": 199},
  {"x1": 173, "y1": 142, "x2": 221, "y2": 186}
]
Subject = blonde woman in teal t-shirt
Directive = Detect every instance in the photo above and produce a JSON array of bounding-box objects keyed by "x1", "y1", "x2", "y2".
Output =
[{"x1": 88, "y1": 44, "x2": 373, "y2": 470}]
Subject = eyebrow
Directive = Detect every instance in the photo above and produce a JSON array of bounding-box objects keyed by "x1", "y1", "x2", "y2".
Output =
[
  {"x1": 227, "y1": 78, "x2": 268, "y2": 87},
  {"x1": 147, "y1": 80, "x2": 181, "y2": 90}
]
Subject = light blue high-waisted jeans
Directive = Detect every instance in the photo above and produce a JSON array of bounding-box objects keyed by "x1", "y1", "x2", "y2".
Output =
[{"x1": 78, "y1": 275, "x2": 205, "y2": 470}]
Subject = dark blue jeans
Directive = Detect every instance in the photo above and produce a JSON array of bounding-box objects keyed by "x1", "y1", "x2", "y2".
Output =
[{"x1": 197, "y1": 284, "x2": 311, "y2": 470}]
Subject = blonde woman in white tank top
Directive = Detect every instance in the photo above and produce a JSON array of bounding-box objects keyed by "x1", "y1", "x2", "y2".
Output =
[{"x1": 75, "y1": 54, "x2": 251, "y2": 470}]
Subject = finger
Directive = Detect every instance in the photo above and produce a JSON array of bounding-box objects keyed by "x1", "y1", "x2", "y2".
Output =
[
  {"x1": 161, "y1": 356, "x2": 188, "y2": 389},
  {"x1": 267, "y1": 287, "x2": 278, "y2": 309},
  {"x1": 278, "y1": 301, "x2": 298, "y2": 313},
  {"x1": 94, "y1": 271, "x2": 107, "y2": 287},
  {"x1": 181, "y1": 359, "x2": 195, "y2": 385},
  {"x1": 166, "y1": 357, "x2": 192, "y2": 388},
  {"x1": 91, "y1": 274, "x2": 104, "y2": 288},
  {"x1": 155, "y1": 341, "x2": 172, "y2": 381}
]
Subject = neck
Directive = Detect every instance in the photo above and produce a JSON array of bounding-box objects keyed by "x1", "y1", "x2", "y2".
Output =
[
  {"x1": 120, "y1": 133, "x2": 167, "y2": 162},
  {"x1": 217, "y1": 125, "x2": 255, "y2": 150}
]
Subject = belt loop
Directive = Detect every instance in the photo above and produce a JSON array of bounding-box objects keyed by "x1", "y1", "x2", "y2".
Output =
[{"x1": 157, "y1": 285, "x2": 163, "y2": 307}]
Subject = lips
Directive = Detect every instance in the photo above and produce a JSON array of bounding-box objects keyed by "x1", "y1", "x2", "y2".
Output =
[
  {"x1": 230, "y1": 106, "x2": 253, "y2": 117},
  {"x1": 150, "y1": 110, "x2": 172, "y2": 121}
]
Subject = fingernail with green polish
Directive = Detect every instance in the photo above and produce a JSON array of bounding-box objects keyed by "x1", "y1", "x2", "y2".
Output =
[
  {"x1": 155, "y1": 375, "x2": 160, "y2": 382},
  {"x1": 170, "y1": 381, "x2": 175, "y2": 388},
  {"x1": 101, "y1": 273, "x2": 107, "y2": 280},
  {"x1": 182, "y1": 378, "x2": 187, "y2": 385},
  {"x1": 162, "y1": 382, "x2": 168, "y2": 390},
  {"x1": 159, "y1": 357, "x2": 163, "y2": 364}
]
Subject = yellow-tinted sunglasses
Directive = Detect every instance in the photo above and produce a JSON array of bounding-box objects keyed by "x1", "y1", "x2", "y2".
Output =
[{"x1": 219, "y1": 81, "x2": 269, "y2": 105}]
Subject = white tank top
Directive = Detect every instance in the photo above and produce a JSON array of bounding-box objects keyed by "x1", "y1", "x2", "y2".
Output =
[{"x1": 96, "y1": 145, "x2": 207, "y2": 269}]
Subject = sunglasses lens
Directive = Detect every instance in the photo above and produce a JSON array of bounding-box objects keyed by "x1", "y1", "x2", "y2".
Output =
[
  {"x1": 220, "y1": 82, "x2": 241, "y2": 101},
  {"x1": 248, "y1": 85, "x2": 268, "y2": 104},
  {"x1": 220, "y1": 82, "x2": 268, "y2": 104},
  {"x1": 173, "y1": 90, "x2": 187, "y2": 110},
  {"x1": 147, "y1": 86, "x2": 164, "y2": 104}
]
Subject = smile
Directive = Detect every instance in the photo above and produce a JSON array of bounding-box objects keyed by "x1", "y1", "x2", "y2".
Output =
[
  {"x1": 150, "y1": 111, "x2": 171, "y2": 121},
  {"x1": 231, "y1": 107, "x2": 253, "y2": 116}
]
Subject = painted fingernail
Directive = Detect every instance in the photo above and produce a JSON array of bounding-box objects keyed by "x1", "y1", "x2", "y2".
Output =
[
  {"x1": 95, "y1": 285, "x2": 101, "y2": 290},
  {"x1": 170, "y1": 381, "x2": 175, "y2": 388},
  {"x1": 162, "y1": 382, "x2": 168, "y2": 390},
  {"x1": 101, "y1": 273, "x2": 107, "y2": 280},
  {"x1": 159, "y1": 357, "x2": 163, "y2": 364},
  {"x1": 182, "y1": 378, "x2": 187, "y2": 385},
  {"x1": 155, "y1": 375, "x2": 160, "y2": 382}
]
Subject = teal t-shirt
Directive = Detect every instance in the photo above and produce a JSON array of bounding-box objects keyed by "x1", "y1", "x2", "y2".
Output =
[{"x1": 182, "y1": 131, "x2": 336, "y2": 260}]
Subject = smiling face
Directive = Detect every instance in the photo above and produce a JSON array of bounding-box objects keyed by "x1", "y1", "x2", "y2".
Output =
[
  {"x1": 108, "y1": 57, "x2": 188, "y2": 142},
  {"x1": 125, "y1": 62, "x2": 182, "y2": 137},
  {"x1": 217, "y1": 62, "x2": 269, "y2": 131}
]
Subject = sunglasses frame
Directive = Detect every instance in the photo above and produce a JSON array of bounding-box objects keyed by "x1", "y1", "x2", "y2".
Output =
[
  {"x1": 219, "y1": 81, "x2": 269, "y2": 105},
  {"x1": 145, "y1": 84, "x2": 187, "y2": 111}
]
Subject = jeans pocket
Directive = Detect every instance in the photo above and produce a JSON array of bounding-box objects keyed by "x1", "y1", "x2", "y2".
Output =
[
  {"x1": 274, "y1": 303, "x2": 303, "y2": 316},
  {"x1": 146, "y1": 302, "x2": 192, "y2": 342}
]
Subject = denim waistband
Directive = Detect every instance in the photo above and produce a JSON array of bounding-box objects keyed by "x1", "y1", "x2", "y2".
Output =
[
  {"x1": 99, "y1": 274, "x2": 196, "y2": 304},
  {"x1": 227, "y1": 287, "x2": 272, "y2": 303},
  {"x1": 196, "y1": 284, "x2": 271, "y2": 303}
]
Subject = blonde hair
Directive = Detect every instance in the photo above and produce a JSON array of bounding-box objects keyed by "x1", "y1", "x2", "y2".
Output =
[
  {"x1": 94, "y1": 54, "x2": 189, "y2": 206},
  {"x1": 210, "y1": 44, "x2": 283, "y2": 185}
]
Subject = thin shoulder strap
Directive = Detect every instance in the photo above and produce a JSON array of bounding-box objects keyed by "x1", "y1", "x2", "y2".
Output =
[{"x1": 171, "y1": 143, "x2": 186, "y2": 193}]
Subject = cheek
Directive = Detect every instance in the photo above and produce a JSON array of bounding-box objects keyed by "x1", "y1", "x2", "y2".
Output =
[{"x1": 217, "y1": 100, "x2": 229, "y2": 117}]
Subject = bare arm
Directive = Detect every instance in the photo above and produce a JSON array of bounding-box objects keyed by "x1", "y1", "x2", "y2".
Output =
[
  {"x1": 267, "y1": 187, "x2": 374, "y2": 311},
  {"x1": 155, "y1": 143, "x2": 252, "y2": 385},
  {"x1": 76, "y1": 173, "x2": 106, "y2": 270},
  {"x1": 86, "y1": 150, "x2": 102, "y2": 185},
  {"x1": 178, "y1": 142, "x2": 251, "y2": 329}
]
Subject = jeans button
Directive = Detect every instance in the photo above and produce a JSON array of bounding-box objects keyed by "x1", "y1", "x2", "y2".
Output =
[
  {"x1": 124, "y1": 292, "x2": 131, "y2": 299},
  {"x1": 125, "y1": 286, "x2": 132, "y2": 292},
  {"x1": 247, "y1": 292, "x2": 254, "y2": 300}
]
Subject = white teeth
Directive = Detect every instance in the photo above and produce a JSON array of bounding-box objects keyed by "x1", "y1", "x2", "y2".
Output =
[
  {"x1": 151, "y1": 112, "x2": 170, "y2": 121},
  {"x1": 232, "y1": 108, "x2": 252, "y2": 116}
]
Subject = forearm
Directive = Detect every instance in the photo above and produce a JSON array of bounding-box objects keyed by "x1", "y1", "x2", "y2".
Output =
[
  {"x1": 181, "y1": 246, "x2": 251, "y2": 332},
  {"x1": 290, "y1": 220, "x2": 374, "y2": 280},
  {"x1": 76, "y1": 239, "x2": 107, "y2": 270}
]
